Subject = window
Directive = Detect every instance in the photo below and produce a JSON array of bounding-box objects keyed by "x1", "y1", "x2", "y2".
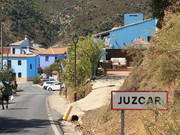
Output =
[
  {"x1": 30, "y1": 64, "x2": 32, "y2": 69},
  {"x1": 18, "y1": 60, "x2": 21, "y2": 65},
  {"x1": 45, "y1": 56, "x2": 49, "y2": 61},
  {"x1": 18, "y1": 72, "x2": 22, "y2": 78},
  {"x1": 13, "y1": 48, "x2": 15, "y2": 54},
  {"x1": 8, "y1": 60, "x2": 11, "y2": 69}
]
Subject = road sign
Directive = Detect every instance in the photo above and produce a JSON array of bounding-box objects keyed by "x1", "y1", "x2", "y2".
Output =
[{"x1": 111, "y1": 91, "x2": 168, "y2": 110}]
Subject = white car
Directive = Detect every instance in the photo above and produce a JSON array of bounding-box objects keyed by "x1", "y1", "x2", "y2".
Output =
[
  {"x1": 47, "y1": 82, "x2": 61, "y2": 91},
  {"x1": 42, "y1": 81, "x2": 56, "y2": 90}
]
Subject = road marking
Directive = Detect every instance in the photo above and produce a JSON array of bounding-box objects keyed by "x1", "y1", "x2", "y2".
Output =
[
  {"x1": 48, "y1": 96, "x2": 51, "y2": 108},
  {"x1": 46, "y1": 97, "x2": 61, "y2": 135}
]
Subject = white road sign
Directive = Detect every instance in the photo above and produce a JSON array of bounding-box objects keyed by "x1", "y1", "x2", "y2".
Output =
[{"x1": 111, "y1": 91, "x2": 168, "y2": 110}]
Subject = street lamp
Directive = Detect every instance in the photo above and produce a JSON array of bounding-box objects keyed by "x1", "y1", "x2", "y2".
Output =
[
  {"x1": 1, "y1": 22, "x2": 3, "y2": 70},
  {"x1": 72, "y1": 34, "x2": 79, "y2": 102}
]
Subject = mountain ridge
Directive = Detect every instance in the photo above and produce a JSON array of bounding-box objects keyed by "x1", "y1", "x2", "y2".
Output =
[{"x1": 0, "y1": 0, "x2": 152, "y2": 47}]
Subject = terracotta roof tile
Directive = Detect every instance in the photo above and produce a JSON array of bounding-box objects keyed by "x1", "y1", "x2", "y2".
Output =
[
  {"x1": 10, "y1": 40, "x2": 24, "y2": 46},
  {"x1": 6, "y1": 54, "x2": 36, "y2": 57},
  {"x1": 30, "y1": 47, "x2": 46, "y2": 55},
  {"x1": 52, "y1": 70, "x2": 58, "y2": 75},
  {"x1": 40, "y1": 47, "x2": 67, "y2": 55},
  {"x1": 0, "y1": 47, "x2": 11, "y2": 55}
]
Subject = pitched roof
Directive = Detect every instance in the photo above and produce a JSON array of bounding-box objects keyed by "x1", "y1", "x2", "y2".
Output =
[
  {"x1": 30, "y1": 47, "x2": 46, "y2": 55},
  {"x1": 95, "y1": 18, "x2": 155, "y2": 37},
  {"x1": 40, "y1": 47, "x2": 67, "y2": 55},
  {"x1": 9, "y1": 40, "x2": 24, "y2": 46}
]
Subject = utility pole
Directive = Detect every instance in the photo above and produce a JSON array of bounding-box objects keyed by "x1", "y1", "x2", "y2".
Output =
[
  {"x1": 7, "y1": 49, "x2": 9, "y2": 70},
  {"x1": 1, "y1": 22, "x2": 3, "y2": 70}
]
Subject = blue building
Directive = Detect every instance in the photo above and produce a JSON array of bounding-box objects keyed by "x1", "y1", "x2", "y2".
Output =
[
  {"x1": 0, "y1": 36, "x2": 67, "y2": 83},
  {"x1": 95, "y1": 13, "x2": 157, "y2": 51},
  {"x1": 39, "y1": 47, "x2": 67, "y2": 69},
  {"x1": 0, "y1": 37, "x2": 45, "y2": 83}
]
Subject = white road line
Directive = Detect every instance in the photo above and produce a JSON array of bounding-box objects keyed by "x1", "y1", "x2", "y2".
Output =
[{"x1": 46, "y1": 97, "x2": 61, "y2": 135}]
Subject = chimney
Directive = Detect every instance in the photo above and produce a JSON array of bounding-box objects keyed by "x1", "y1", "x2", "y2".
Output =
[
  {"x1": 25, "y1": 35, "x2": 28, "y2": 40},
  {"x1": 124, "y1": 14, "x2": 143, "y2": 26}
]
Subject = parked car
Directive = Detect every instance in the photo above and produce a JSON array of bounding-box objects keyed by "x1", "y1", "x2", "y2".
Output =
[
  {"x1": 47, "y1": 82, "x2": 61, "y2": 91},
  {"x1": 40, "y1": 79, "x2": 54, "y2": 86},
  {"x1": 42, "y1": 81, "x2": 57, "y2": 90}
]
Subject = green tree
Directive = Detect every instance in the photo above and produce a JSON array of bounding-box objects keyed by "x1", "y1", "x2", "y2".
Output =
[
  {"x1": 63, "y1": 35, "x2": 105, "y2": 87},
  {"x1": 0, "y1": 69, "x2": 13, "y2": 82},
  {"x1": 43, "y1": 62, "x2": 60, "y2": 75},
  {"x1": 78, "y1": 35, "x2": 105, "y2": 78}
]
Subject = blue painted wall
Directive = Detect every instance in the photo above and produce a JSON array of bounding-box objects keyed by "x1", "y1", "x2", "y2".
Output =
[
  {"x1": 9, "y1": 38, "x2": 29, "y2": 54},
  {"x1": 109, "y1": 18, "x2": 156, "y2": 49},
  {"x1": 2, "y1": 57, "x2": 27, "y2": 78},
  {"x1": 20, "y1": 38, "x2": 29, "y2": 48},
  {"x1": 10, "y1": 46, "x2": 21, "y2": 54},
  {"x1": 124, "y1": 13, "x2": 143, "y2": 26},
  {"x1": 1, "y1": 56, "x2": 38, "y2": 80},
  {"x1": 27, "y1": 56, "x2": 39, "y2": 78},
  {"x1": 39, "y1": 54, "x2": 59, "y2": 69}
]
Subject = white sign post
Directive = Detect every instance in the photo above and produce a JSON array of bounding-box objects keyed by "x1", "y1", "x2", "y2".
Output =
[
  {"x1": 111, "y1": 91, "x2": 168, "y2": 135},
  {"x1": 112, "y1": 91, "x2": 168, "y2": 110}
]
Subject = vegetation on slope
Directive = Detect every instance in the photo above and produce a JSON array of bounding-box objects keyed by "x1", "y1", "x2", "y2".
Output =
[
  {"x1": 0, "y1": 0, "x2": 59, "y2": 47},
  {"x1": 120, "y1": 13, "x2": 180, "y2": 92},
  {"x1": 77, "y1": 1, "x2": 180, "y2": 134},
  {"x1": 0, "y1": 0, "x2": 152, "y2": 46},
  {"x1": 36, "y1": 0, "x2": 152, "y2": 45}
]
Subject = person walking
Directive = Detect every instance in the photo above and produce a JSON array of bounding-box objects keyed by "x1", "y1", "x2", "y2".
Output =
[{"x1": 0, "y1": 78, "x2": 12, "y2": 110}]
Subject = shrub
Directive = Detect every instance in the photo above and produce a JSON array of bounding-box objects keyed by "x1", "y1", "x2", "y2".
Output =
[{"x1": 33, "y1": 75, "x2": 41, "y2": 84}]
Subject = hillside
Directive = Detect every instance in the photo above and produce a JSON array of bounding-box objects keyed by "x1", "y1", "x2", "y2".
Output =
[
  {"x1": 77, "y1": 5, "x2": 180, "y2": 135},
  {"x1": 0, "y1": 0, "x2": 152, "y2": 47},
  {"x1": 36, "y1": 0, "x2": 152, "y2": 45},
  {"x1": 0, "y1": 0, "x2": 59, "y2": 47}
]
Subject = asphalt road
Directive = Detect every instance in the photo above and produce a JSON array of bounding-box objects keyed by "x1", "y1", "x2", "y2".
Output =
[{"x1": 0, "y1": 82, "x2": 63, "y2": 135}]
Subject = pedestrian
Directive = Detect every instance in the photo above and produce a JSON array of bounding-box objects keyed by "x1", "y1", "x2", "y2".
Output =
[{"x1": 0, "y1": 78, "x2": 12, "y2": 110}]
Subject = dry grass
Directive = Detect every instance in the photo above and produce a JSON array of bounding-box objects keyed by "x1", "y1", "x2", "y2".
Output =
[
  {"x1": 66, "y1": 81, "x2": 93, "y2": 102},
  {"x1": 77, "y1": 100, "x2": 180, "y2": 135},
  {"x1": 78, "y1": 104, "x2": 153, "y2": 135}
]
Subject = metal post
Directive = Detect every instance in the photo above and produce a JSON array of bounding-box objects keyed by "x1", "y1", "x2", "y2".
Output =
[
  {"x1": 1, "y1": 22, "x2": 3, "y2": 70},
  {"x1": 72, "y1": 34, "x2": 78, "y2": 102},
  {"x1": 155, "y1": 110, "x2": 158, "y2": 122},
  {"x1": 121, "y1": 110, "x2": 125, "y2": 135},
  {"x1": 74, "y1": 42, "x2": 77, "y2": 102},
  {"x1": 7, "y1": 49, "x2": 9, "y2": 70}
]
